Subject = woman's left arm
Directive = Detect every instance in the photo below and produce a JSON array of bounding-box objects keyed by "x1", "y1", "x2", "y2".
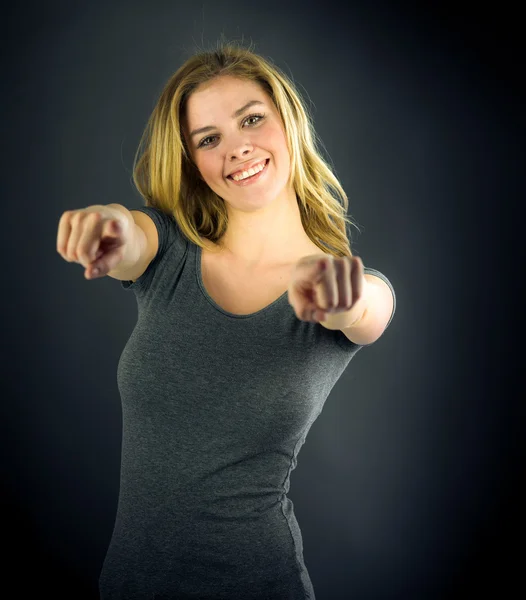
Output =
[{"x1": 320, "y1": 273, "x2": 394, "y2": 345}]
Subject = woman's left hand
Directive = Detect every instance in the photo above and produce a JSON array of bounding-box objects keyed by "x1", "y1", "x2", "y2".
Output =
[{"x1": 287, "y1": 254, "x2": 367, "y2": 324}]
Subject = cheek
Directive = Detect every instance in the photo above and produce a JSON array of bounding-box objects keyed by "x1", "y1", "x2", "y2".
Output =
[
  {"x1": 257, "y1": 126, "x2": 289, "y2": 162},
  {"x1": 197, "y1": 155, "x2": 220, "y2": 180}
]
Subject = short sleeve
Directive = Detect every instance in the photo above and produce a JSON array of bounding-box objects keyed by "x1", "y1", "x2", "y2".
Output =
[
  {"x1": 120, "y1": 205, "x2": 186, "y2": 294},
  {"x1": 335, "y1": 266, "x2": 396, "y2": 350}
]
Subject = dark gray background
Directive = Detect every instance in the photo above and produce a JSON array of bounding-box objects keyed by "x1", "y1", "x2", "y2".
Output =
[{"x1": 3, "y1": 1, "x2": 524, "y2": 598}]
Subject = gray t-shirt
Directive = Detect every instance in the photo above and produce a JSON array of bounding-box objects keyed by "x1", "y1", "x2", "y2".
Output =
[{"x1": 99, "y1": 205, "x2": 396, "y2": 599}]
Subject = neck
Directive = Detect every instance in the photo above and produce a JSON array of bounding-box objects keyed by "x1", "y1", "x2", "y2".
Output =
[{"x1": 217, "y1": 190, "x2": 315, "y2": 269}]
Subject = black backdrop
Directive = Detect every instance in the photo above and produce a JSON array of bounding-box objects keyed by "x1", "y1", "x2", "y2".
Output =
[{"x1": 3, "y1": 1, "x2": 524, "y2": 598}]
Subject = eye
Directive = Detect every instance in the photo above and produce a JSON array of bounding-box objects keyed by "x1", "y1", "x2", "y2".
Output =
[
  {"x1": 197, "y1": 113, "x2": 265, "y2": 148},
  {"x1": 198, "y1": 135, "x2": 217, "y2": 148},
  {"x1": 243, "y1": 113, "x2": 265, "y2": 127}
]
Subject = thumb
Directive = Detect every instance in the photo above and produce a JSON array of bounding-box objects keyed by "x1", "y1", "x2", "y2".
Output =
[
  {"x1": 102, "y1": 219, "x2": 124, "y2": 240},
  {"x1": 306, "y1": 258, "x2": 327, "y2": 286},
  {"x1": 291, "y1": 257, "x2": 327, "y2": 291}
]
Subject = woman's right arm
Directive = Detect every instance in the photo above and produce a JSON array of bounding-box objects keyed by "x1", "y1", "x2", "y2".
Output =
[
  {"x1": 56, "y1": 203, "x2": 159, "y2": 282},
  {"x1": 106, "y1": 205, "x2": 159, "y2": 282}
]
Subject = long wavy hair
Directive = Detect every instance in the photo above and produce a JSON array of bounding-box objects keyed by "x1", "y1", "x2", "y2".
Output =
[{"x1": 131, "y1": 39, "x2": 360, "y2": 257}]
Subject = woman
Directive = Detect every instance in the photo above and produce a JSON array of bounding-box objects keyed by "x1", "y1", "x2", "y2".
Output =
[{"x1": 97, "y1": 40, "x2": 396, "y2": 599}]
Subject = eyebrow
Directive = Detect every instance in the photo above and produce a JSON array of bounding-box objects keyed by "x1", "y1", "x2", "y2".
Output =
[{"x1": 189, "y1": 100, "x2": 265, "y2": 139}]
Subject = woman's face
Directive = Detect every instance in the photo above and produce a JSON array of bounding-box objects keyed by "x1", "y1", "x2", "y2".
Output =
[{"x1": 184, "y1": 75, "x2": 293, "y2": 210}]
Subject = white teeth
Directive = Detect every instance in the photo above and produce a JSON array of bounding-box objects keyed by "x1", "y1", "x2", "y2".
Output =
[{"x1": 232, "y1": 160, "x2": 266, "y2": 181}]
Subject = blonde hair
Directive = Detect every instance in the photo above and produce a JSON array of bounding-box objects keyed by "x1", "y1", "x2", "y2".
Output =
[{"x1": 132, "y1": 39, "x2": 360, "y2": 257}]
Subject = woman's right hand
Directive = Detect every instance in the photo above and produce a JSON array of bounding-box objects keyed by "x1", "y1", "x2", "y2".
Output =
[{"x1": 56, "y1": 205, "x2": 133, "y2": 279}]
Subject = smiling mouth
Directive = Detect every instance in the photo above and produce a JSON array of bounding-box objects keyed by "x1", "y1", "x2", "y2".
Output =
[{"x1": 227, "y1": 159, "x2": 269, "y2": 181}]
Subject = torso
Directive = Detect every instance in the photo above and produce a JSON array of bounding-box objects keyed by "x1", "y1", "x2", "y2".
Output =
[{"x1": 199, "y1": 239, "x2": 322, "y2": 316}]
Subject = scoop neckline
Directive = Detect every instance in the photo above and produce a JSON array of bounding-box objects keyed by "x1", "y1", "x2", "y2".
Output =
[{"x1": 195, "y1": 242, "x2": 289, "y2": 318}]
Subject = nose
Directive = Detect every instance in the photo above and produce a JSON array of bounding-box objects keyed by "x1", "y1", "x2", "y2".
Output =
[{"x1": 228, "y1": 139, "x2": 254, "y2": 162}]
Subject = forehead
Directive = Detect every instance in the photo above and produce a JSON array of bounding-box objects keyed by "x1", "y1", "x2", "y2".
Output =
[{"x1": 185, "y1": 76, "x2": 270, "y2": 124}]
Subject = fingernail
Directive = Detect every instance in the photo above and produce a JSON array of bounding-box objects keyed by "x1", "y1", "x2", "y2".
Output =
[{"x1": 92, "y1": 267, "x2": 99, "y2": 277}]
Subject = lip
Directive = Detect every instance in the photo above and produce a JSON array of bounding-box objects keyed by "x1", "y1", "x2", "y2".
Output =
[
  {"x1": 227, "y1": 158, "x2": 270, "y2": 186},
  {"x1": 227, "y1": 158, "x2": 269, "y2": 178}
]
